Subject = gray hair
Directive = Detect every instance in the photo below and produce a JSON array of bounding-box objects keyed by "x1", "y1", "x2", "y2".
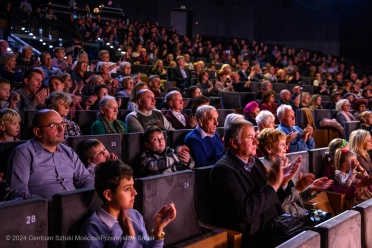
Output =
[
  {"x1": 224, "y1": 120, "x2": 254, "y2": 149},
  {"x1": 277, "y1": 104, "x2": 293, "y2": 120},
  {"x1": 195, "y1": 105, "x2": 216, "y2": 122},
  {"x1": 165, "y1": 90, "x2": 181, "y2": 103},
  {"x1": 98, "y1": 62, "x2": 109, "y2": 71},
  {"x1": 119, "y1": 61, "x2": 131, "y2": 70},
  {"x1": 224, "y1": 113, "x2": 244, "y2": 129},
  {"x1": 99, "y1": 95, "x2": 116, "y2": 110},
  {"x1": 261, "y1": 80, "x2": 271, "y2": 90},
  {"x1": 255, "y1": 110, "x2": 275, "y2": 129},
  {"x1": 148, "y1": 75, "x2": 160, "y2": 83},
  {"x1": 0, "y1": 52, "x2": 15, "y2": 66},
  {"x1": 45, "y1": 91, "x2": 72, "y2": 109},
  {"x1": 280, "y1": 89, "x2": 290, "y2": 98},
  {"x1": 336, "y1": 99, "x2": 349, "y2": 112}
]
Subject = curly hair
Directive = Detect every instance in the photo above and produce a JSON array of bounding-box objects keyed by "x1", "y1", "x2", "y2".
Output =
[{"x1": 256, "y1": 128, "x2": 286, "y2": 157}]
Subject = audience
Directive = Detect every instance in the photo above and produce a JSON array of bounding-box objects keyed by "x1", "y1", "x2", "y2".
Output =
[
  {"x1": 0, "y1": 108, "x2": 20, "y2": 142},
  {"x1": 243, "y1": 101, "x2": 260, "y2": 125},
  {"x1": 349, "y1": 129, "x2": 372, "y2": 174},
  {"x1": 336, "y1": 99, "x2": 354, "y2": 127},
  {"x1": 164, "y1": 91, "x2": 196, "y2": 129},
  {"x1": 0, "y1": 78, "x2": 19, "y2": 111}
]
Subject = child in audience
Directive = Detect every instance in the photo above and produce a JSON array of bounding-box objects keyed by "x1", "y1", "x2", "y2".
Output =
[
  {"x1": 0, "y1": 78, "x2": 19, "y2": 111},
  {"x1": 81, "y1": 159, "x2": 176, "y2": 247},
  {"x1": 334, "y1": 148, "x2": 372, "y2": 205},
  {"x1": 77, "y1": 139, "x2": 118, "y2": 176},
  {"x1": 141, "y1": 126, "x2": 195, "y2": 176},
  {"x1": 0, "y1": 108, "x2": 20, "y2": 142}
]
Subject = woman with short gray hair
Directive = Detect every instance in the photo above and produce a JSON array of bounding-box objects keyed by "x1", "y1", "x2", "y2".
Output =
[
  {"x1": 336, "y1": 99, "x2": 354, "y2": 127},
  {"x1": 46, "y1": 91, "x2": 82, "y2": 144},
  {"x1": 91, "y1": 96, "x2": 127, "y2": 135}
]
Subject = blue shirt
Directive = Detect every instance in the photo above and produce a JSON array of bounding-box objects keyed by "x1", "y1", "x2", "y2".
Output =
[
  {"x1": 40, "y1": 64, "x2": 62, "y2": 86},
  {"x1": 7, "y1": 138, "x2": 94, "y2": 200},
  {"x1": 80, "y1": 207, "x2": 163, "y2": 248},
  {"x1": 276, "y1": 123, "x2": 315, "y2": 152}
]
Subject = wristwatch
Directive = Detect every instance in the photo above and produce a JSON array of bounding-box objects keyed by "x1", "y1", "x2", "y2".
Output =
[{"x1": 152, "y1": 230, "x2": 165, "y2": 240}]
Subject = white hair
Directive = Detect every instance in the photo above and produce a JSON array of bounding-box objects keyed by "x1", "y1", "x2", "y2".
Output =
[
  {"x1": 195, "y1": 105, "x2": 216, "y2": 122},
  {"x1": 277, "y1": 104, "x2": 293, "y2": 120},
  {"x1": 255, "y1": 110, "x2": 274, "y2": 129},
  {"x1": 336, "y1": 99, "x2": 349, "y2": 112},
  {"x1": 224, "y1": 113, "x2": 244, "y2": 129}
]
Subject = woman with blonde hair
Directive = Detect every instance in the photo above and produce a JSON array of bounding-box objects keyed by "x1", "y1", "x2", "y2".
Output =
[
  {"x1": 300, "y1": 92, "x2": 311, "y2": 108},
  {"x1": 0, "y1": 52, "x2": 23, "y2": 84},
  {"x1": 150, "y1": 60, "x2": 166, "y2": 80},
  {"x1": 309, "y1": 94, "x2": 323, "y2": 110},
  {"x1": 349, "y1": 129, "x2": 372, "y2": 174},
  {"x1": 276, "y1": 69, "x2": 287, "y2": 84},
  {"x1": 88, "y1": 75, "x2": 105, "y2": 95}
]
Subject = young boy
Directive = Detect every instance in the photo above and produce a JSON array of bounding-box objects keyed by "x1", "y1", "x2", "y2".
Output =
[
  {"x1": 77, "y1": 139, "x2": 118, "y2": 176},
  {"x1": 0, "y1": 108, "x2": 21, "y2": 142},
  {"x1": 141, "y1": 126, "x2": 195, "y2": 176},
  {"x1": 0, "y1": 78, "x2": 20, "y2": 111},
  {"x1": 80, "y1": 160, "x2": 176, "y2": 247}
]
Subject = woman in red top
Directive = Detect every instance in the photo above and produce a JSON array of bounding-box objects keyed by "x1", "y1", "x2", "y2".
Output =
[{"x1": 260, "y1": 90, "x2": 279, "y2": 124}]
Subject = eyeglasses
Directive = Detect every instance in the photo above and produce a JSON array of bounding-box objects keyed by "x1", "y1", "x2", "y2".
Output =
[
  {"x1": 59, "y1": 101, "x2": 71, "y2": 109},
  {"x1": 39, "y1": 121, "x2": 66, "y2": 129}
]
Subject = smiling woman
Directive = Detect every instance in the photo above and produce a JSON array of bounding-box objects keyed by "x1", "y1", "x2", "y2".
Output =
[{"x1": 91, "y1": 96, "x2": 127, "y2": 135}]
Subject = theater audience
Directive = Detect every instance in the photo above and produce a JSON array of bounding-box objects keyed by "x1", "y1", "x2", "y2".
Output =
[
  {"x1": 39, "y1": 52, "x2": 62, "y2": 86},
  {"x1": 0, "y1": 52, "x2": 23, "y2": 84},
  {"x1": 80, "y1": 160, "x2": 176, "y2": 247},
  {"x1": 7, "y1": 109, "x2": 94, "y2": 200},
  {"x1": 91, "y1": 96, "x2": 126, "y2": 135},
  {"x1": 188, "y1": 95, "x2": 210, "y2": 118},
  {"x1": 170, "y1": 55, "x2": 191, "y2": 89},
  {"x1": 277, "y1": 105, "x2": 315, "y2": 152},
  {"x1": 277, "y1": 90, "x2": 292, "y2": 107},
  {"x1": 46, "y1": 92, "x2": 82, "y2": 144},
  {"x1": 185, "y1": 105, "x2": 223, "y2": 167},
  {"x1": 77, "y1": 139, "x2": 118, "y2": 176},
  {"x1": 164, "y1": 91, "x2": 196, "y2": 129},
  {"x1": 359, "y1": 111, "x2": 372, "y2": 136},
  {"x1": 51, "y1": 47, "x2": 73, "y2": 72},
  {"x1": 148, "y1": 75, "x2": 164, "y2": 97},
  {"x1": 243, "y1": 101, "x2": 260, "y2": 125},
  {"x1": 140, "y1": 126, "x2": 194, "y2": 176},
  {"x1": 85, "y1": 84, "x2": 109, "y2": 110},
  {"x1": 336, "y1": 99, "x2": 354, "y2": 127},
  {"x1": 309, "y1": 94, "x2": 322, "y2": 110},
  {"x1": 260, "y1": 90, "x2": 279, "y2": 124},
  {"x1": 127, "y1": 82, "x2": 148, "y2": 111},
  {"x1": 116, "y1": 76, "x2": 134, "y2": 98},
  {"x1": 115, "y1": 62, "x2": 141, "y2": 84},
  {"x1": 0, "y1": 78, "x2": 19, "y2": 111},
  {"x1": 256, "y1": 80, "x2": 272, "y2": 100},
  {"x1": 125, "y1": 89, "x2": 174, "y2": 133},
  {"x1": 196, "y1": 71, "x2": 219, "y2": 97},
  {"x1": 0, "y1": 108, "x2": 20, "y2": 141},
  {"x1": 349, "y1": 129, "x2": 372, "y2": 174},
  {"x1": 353, "y1": 98, "x2": 367, "y2": 120}
]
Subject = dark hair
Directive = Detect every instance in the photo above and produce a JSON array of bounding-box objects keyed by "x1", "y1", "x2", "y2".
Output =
[
  {"x1": 187, "y1": 86, "x2": 198, "y2": 98},
  {"x1": 48, "y1": 75, "x2": 65, "y2": 86},
  {"x1": 0, "y1": 78, "x2": 10, "y2": 85},
  {"x1": 93, "y1": 84, "x2": 108, "y2": 95},
  {"x1": 23, "y1": 68, "x2": 43, "y2": 81},
  {"x1": 191, "y1": 95, "x2": 210, "y2": 115},
  {"x1": 94, "y1": 159, "x2": 133, "y2": 202},
  {"x1": 262, "y1": 90, "x2": 275, "y2": 103},
  {"x1": 143, "y1": 126, "x2": 163, "y2": 143},
  {"x1": 77, "y1": 139, "x2": 102, "y2": 166}
]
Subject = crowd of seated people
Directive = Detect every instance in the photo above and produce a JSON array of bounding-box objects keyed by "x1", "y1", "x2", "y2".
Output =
[{"x1": 1, "y1": 14, "x2": 372, "y2": 246}]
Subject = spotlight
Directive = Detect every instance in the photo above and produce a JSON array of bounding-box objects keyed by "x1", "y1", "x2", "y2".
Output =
[
  {"x1": 49, "y1": 45, "x2": 53, "y2": 48},
  {"x1": 40, "y1": 39, "x2": 43, "y2": 42}
]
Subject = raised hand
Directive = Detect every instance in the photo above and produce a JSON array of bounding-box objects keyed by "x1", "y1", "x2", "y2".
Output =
[
  {"x1": 109, "y1": 153, "x2": 118, "y2": 160},
  {"x1": 286, "y1": 131, "x2": 298, "y2": 145},
  {"x1": 153, "y1": 202, "x2": 177, "y2": 236},
  {"x1": 118, "y1": 207, "x2": 135, "y2": 237},
  {"x1": 295, "y1": 173, "x2": 315, "y2": 193},
  {"x1": 33, "y1": 88, "x2": 47, "y2": 105},
  {"x1": 267, "y1": 157, "x2": 284, "y2": 191},
  {"x1": 282, "y1": 156, "x2": 302, "y2": 186},
  {"x1": 309, "y1": 177, "x2": 333, "y2": 193}
]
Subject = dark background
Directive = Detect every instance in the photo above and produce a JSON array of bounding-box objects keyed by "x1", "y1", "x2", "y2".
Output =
[{"x1": 15, "y1": 0, "x2": 372, "y2": 62}]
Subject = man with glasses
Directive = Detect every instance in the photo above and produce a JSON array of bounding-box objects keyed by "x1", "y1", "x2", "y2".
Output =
[
  {"x1": 40, "y1": 52, "x2": 62, "y2": 86},
  {"x1": 7, "y1": 109, "x2": 94, "y2": 200}
]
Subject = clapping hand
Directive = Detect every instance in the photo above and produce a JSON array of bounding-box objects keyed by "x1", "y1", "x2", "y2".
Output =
[
  {"x1": 118, "y1": 207, "x2": 135, "y2": 237},
  {"x1": 309, "y1": 177, "x2": 333, "y2": 193},
  {"x1": 295, "y1": 173, "x2": 315, "y2": 193},
  {"x1": 282, "y1": 156, "x2": 302, "y2": 187},
  {"x1": 153, "y1": 202, "x2": 177, "y2": 236},
  {"x1": 285, "y1": 131, "x2": 298, "y2": 145}
]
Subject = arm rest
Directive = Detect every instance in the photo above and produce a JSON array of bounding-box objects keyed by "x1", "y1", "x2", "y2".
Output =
[
  {"x1": 326, "y1": 191, "x2": 345, "y2": 215},
  {"x1": 199, "y1": 222, "x2": 242, "y2": 248},
  {"x1": 172, "y1": 229, "x2": 228, "y2": 248}
]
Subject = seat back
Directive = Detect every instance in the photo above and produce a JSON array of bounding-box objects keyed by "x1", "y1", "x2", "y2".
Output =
[
  {"x1": 167, "y1": 129, "x2": 192, "y2": 148},
  {"x1": 344, "y1": 121, "x2": 359, "y2": 141},
  {"x1": 272, "y1": 83, "x2": 288, "y2": 93},
  {"x1": 308, "y1": 148, "x2": 329, "y2": 178},
  {"x1": 117, "y1": 109, "x2": 133, "y2": 123},
  {"x1": 75, "y1": 110, "x2": 99, "y2": 135},
  {"x1": 239, "y1": 92, "x2": 256, "y2": 108},
  {"x1": 354, "y1": 199, "x2": 372, "y2": 248},
  {"x1": 216, "y1": 109, "x2": 236, "y2": 127},
  {"x1": 155, "y1": 97, "x2": 165, "y2": 109},
  {"x1": 0, "y1": 141, "x2": 27, "y2": 177},
  {"x1": 52, "y1": 188, "x2": 102, "y2": 248},
  {"x1": 164, "y1": 81, "x2": 176, "y2": 94},
  {"x1": 194, "y1": 166, "x2": 214, "y2": 224},
  {"x1": 295, "y1": 109, "x2": 314, "y2": 129},
  {"x1": 313, "y1": 109, "x2": 332, "y2": 129},
  {"x1": 316, "y1": 210, "x2": 361, "y2": 248},
  {"x1": 131, "y1": 64, "x2": 148, "y2": 74},
  {"x1": 220, "y1": 92, "x2": 240, "y2": 109},
  {"x1": 276, "y1": 230, "x2": 320, "y2": 248},
  {"x1": 67, "y1": 134, "x2": 122, "y2": 158},
  {"x1": 117, "y1": 97, "x2": 130, "y2": 109},
  {"x1": 0, "y1": 197, "x2": 48, "y2": 248},
  {"x1": 134, "y1": 171, "x2": 200, "y2": 247},
  {"x1": 286, "y1": 151, "x2": 309, "y2": 184}
]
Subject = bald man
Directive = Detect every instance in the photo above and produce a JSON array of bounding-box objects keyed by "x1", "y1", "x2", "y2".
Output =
[{"x1": 7, "y1": 109, "x2": 94, "y2": 200}]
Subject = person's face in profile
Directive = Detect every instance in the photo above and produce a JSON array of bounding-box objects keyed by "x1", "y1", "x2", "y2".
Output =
[{"x1": 107, "y1": 177, "x2": 137, "y2": 210}]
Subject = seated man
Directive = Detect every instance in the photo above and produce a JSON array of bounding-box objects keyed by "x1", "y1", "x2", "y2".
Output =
[
  {"x1": 39, "y1": 52, "x2": 62, "y2": 86},
  {"x1": 80, "y1": 160, "x2": 176, "y2": 247},
  {"x1": 276, "y1": 105, "x2": 315, "y2": 152},
  {"x1": 210, "y1": 120, "x2": 295, "y2": 247},
  {"x1": 184, "y1": 105, "x2": 224, "y2": 167},
  {"x1": 231, "y1": 71, "x2": 252, "y2": 92},
  {"x1": 248, "y1": 64, "x2": 265, "y2": 82},
  {"x1": 7, "y1": 109, "x2": 94, "y2": 200},
  {"x1": 170, "y1": 56, "x2": 191, "y2": 89},
  {"x1": 96, "y1": 49, "x2": 120, "y2": 73},
  {"x1": 148, "y1": 75, "x2": 164, "y2": 97},
  {"x1": 256, "y1": 80, "x2": 272, "y2": 100},
  {"x1": 125, "y1": 89, "x2": 174, "y2": 133},
  {"x1": 164, "y1": 91, "x2": 197, "y2": 129},
  {"x1": 277, "y1": 89, "x2": 292, "y2": 107}
]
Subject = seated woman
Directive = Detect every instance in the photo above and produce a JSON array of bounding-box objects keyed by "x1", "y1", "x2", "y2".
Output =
[
  {"x1": 353, "y1": 98, "x2": 367, "y2": 121},
  {"x1": 16, "y1": 45, "x2": 38, "y2": 68},
  {"x1": 336, "y1": 99, "x2": 354, "y2": 127},
  {"x1": 349, "y1": 129, "x2": 372, "y2": 174},
  {"x1": 70, "y1": 61, "x2": 92, "y2": 86},
  {"x1": 276, "y1": 69, "x2": 288, "y2": 84},
  {"x1": 87, "y1": 75, "x2": 105, "y2": 95},
  {"x1": 300, "y1": 92, "x2": 311, "y2": 108},
  {"x1": 140, "y1": 126, "x2": 194, "y2": 176},
  {"x1": 243, "y1": 101, "x2": 260, "y2": 126},
  {"x1": 317, "y1": 81, "x2": 331, "y2": 96},
  {"x1": 196, "y1": 71, "x2": 219, "y2": 97},
  {"x1": 216, "y1": 71, "x2": 234, "y2": 92},
  {"x1": 164, "y1": 53, "x2": 174, "y2": 67},
  {"x1": 191, "y1": 62, "x2": 202, "y2": 79},
  {"x1": 257, "y1": 128, "x2": 333, "y2": 218},
  {"x1": 260, "y1": 90, "x2": 279, "y2": 124},
  {"x1": 150, "y1": 60, "x2": 166, "y2": 80},
  {"x1": 98, "y1": 63, "x2": 120, "y2": 95},
  {"x1": 127, "y1": 82, "x2": 148, "y2": 111},
  {"x1": 116, "y1": 76, "x2": 134, "y2": 98},
  {"x1": 188, "y1": 95, "x2": 210, "y2": 118},
  {"x1": 185, "y1": 86, "x2": 202, "y2": 109},
  {"x1": 289, "y1": 70, "x2": 301, "y2": 84},
  {"x1": 309, "y1": 94, "x2": 323, "y2": 110},
  {"x1": 359, "y1": 111, "x2": 372, "y2": 136},
  {"x1": 0, "y1": 52, "x2": 23, "y2": 84},
  {"x1": 91, "y1": 96, "x2": 127, "y2": 135},
  {"x1": 46, "y1": 92, "x2": 82, "y2": 144}
]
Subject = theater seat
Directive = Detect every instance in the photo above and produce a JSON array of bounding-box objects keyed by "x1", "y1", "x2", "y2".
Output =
[
  {"x1": 239, "y1": 92, "x2": 256, "y2": 108},
  {"x1": 276, "y1": 230, "x2": 320, "y2": 248},
  {"x1": 354, "y1": 199, "x2": 372, "y2": 248},
  {"x1": 315, "y1": 210, "x2": 361, "y2": 247},
  {"x1": 308, "y1": 148, "x2": 329, "y2": 178},
  {"x1": 344, "y1": 121, "x2": 359, "y2": 141},
  {"x1": 216, "y1": 109, "x2": 236, "y2": 127},
  {"x1": 220, "y1": 92, "x2": 240, "y2": 109},
  {"x1": 167, "y1": 129, "x2": 193, "y2": 148},
  {"x1": 286, "y1": 151, "x2": 309, "y2": 184},
  {"x1": 75, "y1": 110, "x2": 99, "y2": 135},
  {"x1": 0, "y1": 197, "x2": 48, "y2": 248},
  {"x1": 0, "y1": 140, "x2": 26, "y2": 178},
  {"x1": 134, "y1": 171, "x2": 228, "y2": 247},
  {"x1": 52, "y1": 188, "x2": 102, "y2": 248},
  {"x1": 67, "y1": 134, "x2": 122, "y2": 158},
  {"x1": 305, "y1": 191, "x2": 345, "y2": 217}
]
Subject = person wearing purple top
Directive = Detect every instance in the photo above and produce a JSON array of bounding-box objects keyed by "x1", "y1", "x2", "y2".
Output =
[
  {"x1": 7, "y1": 109, "x2": 94, "y2": 200},
  {"x1": 80, "y1": 160, "x2": 177, "y2": 248}
]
